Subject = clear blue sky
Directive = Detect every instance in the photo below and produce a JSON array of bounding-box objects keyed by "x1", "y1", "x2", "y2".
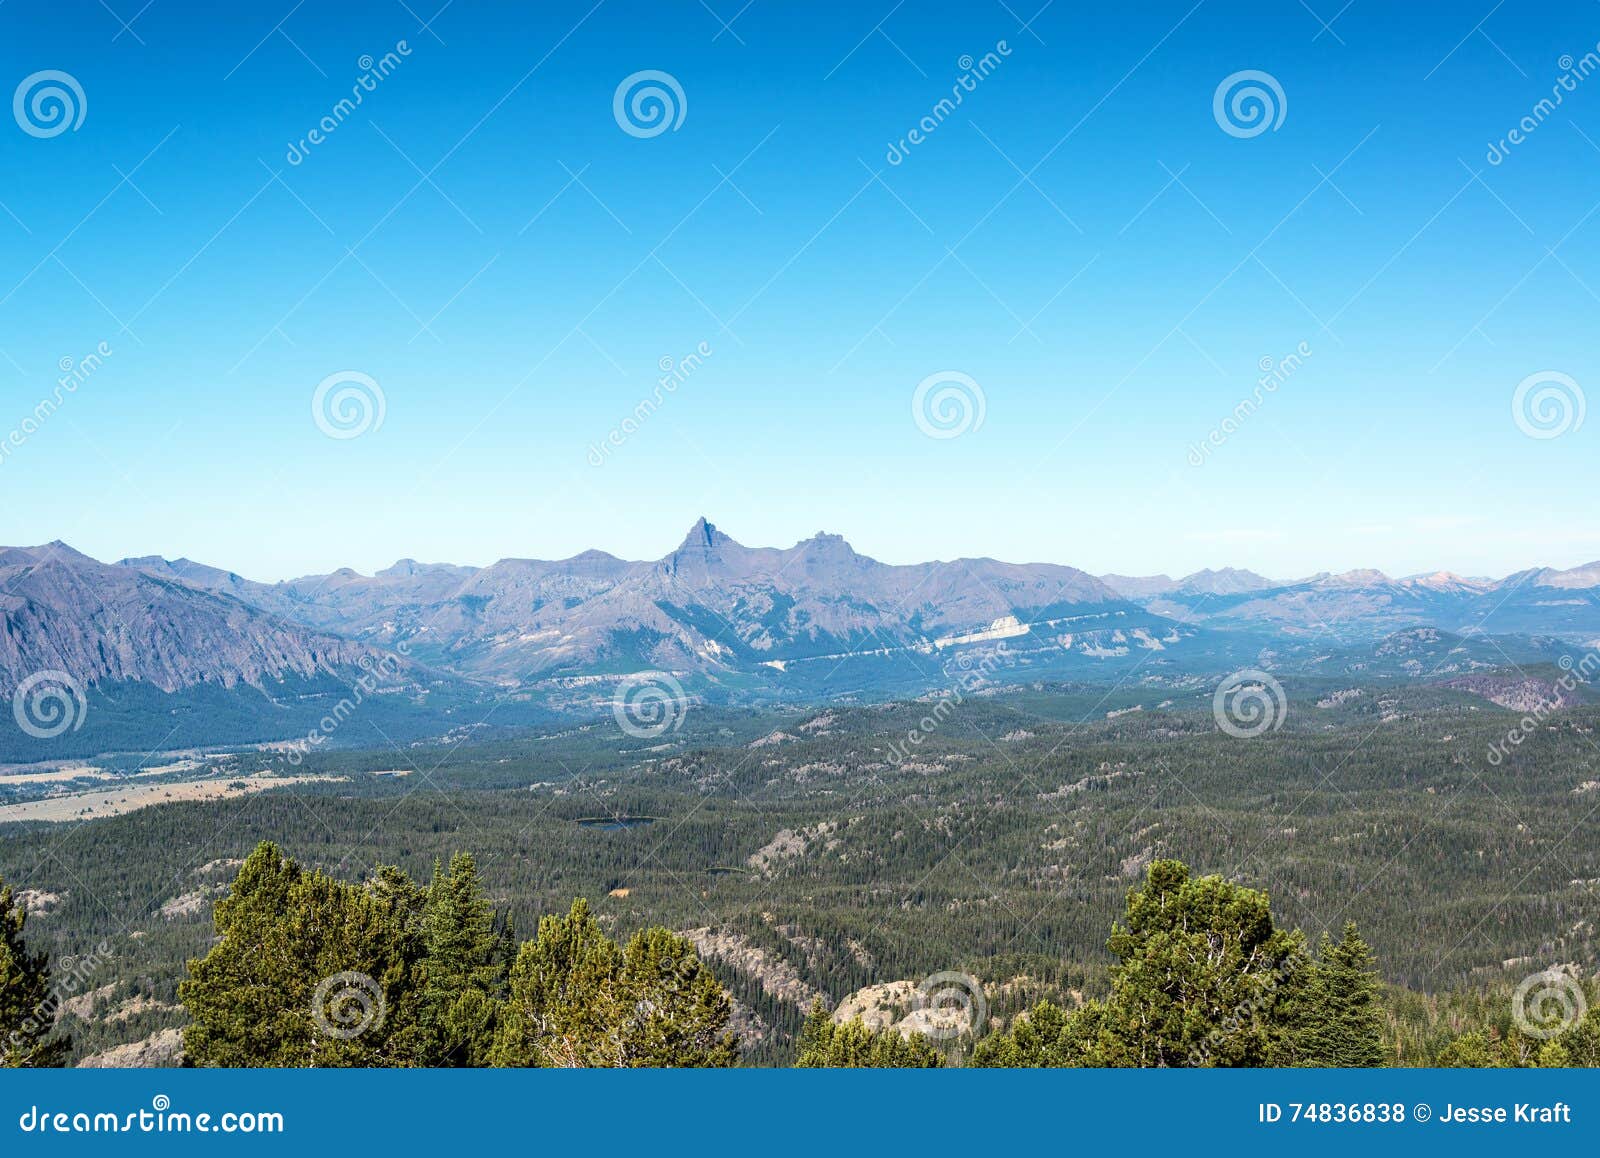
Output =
[{"x1": 1, "y1": 0, "x2": 1596, "y2": 581}]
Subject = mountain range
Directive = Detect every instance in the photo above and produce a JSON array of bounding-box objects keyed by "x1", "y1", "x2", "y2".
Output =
[
  {"x1": 0, "y1": 543, "x2": 384, "y2": 693},
  {"x1": 1, "y1": 520, "x2": 1596, "y2": 751},
  {"x1": 110, "y1": 517, "x2": 1133, "y2": 685}
]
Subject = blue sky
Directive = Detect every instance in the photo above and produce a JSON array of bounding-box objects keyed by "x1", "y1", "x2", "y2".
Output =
[{"x1": 1, "y1": 0, "x2": 1596, "y2": 581}]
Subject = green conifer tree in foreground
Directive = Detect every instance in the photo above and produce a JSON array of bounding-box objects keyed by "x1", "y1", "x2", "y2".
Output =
[
  {"x1": 974, "y1": 860, "x2": 1315, "y2": 1067},
  {"x1": 616, "y1": 926, "x2": 739, "y2": 1067},
  {"x1": 1293, "y1": 922, "x2": 1387, "y2": 1067},
  {"x1": 971, "y1": 999, "x2": 1104, "y2": 1067},
  {"x1": 1096, "y1": 859, "x2": 1309, "y2": 1067},
  {"x1": 419, "y1": 853, "x2": 508, "y2": 1067},
  {"x1": 0, "y1": 875, "x2": 70, "y2": 1067},
  {"x1": 795, "y1": 1002, "x2": 942, "y2": 1067},
  {"x1": 491, "y1": 899, "x2": 736, "y2": 1067},
  {"x1": 180, "y1": 843, "x2": 428, "y2": 1067},
  {"x1": 184, "y1": 844, "x2": 737, "y2": 1068}
]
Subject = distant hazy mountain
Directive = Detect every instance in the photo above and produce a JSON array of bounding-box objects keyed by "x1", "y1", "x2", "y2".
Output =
[
  {"x1": 1100, "y1": 567, "x2": 1277, "y2": 599},
  {"x1": 1501, "y1": 560, "x2": 1600, "y2": 590},
  {"x1": 1, "y1": 544, "x2": 394, "y2": 695},
  {"x1": 1098, "y1": 573, "x2": 1178, "y2": 599},
  {"x1": 102, "y1": 520, "x2": 1145, "y2": 689},
  {"x1": 9, "y1": 525, "x2": 1596, "y2": 722},
  {"x1": 215, "y1": 518, "x2": 1132, "y2": 680},
  {"x1": 1398, "y1": 571, "x2": 1495, "y2": 593},
  {"x1": 1115, "y1": 561, "x2": 1600, "y2": 642}
]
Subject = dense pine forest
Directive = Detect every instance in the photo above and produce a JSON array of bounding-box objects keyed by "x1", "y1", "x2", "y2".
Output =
[{"x1": 2, "y1": 676, "x2": 1598, "y2": 1066}]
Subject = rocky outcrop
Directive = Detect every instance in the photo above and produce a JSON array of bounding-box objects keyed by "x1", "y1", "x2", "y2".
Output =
[
  {"x1": 679, "y1": 927, "x2": 825, "y2": 1010},
  {"x1": 79, "y1": 1027, "x2": 184, "y2": 1068}
]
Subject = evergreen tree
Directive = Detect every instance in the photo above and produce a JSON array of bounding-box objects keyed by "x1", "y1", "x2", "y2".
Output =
[
  {"x1": 1436, "y1": 1029, "x2": 1509, "y2": 1067},
  {"x1": 1554, "y1": 1007, "x2": 1600, "y2": 1066},
  {"x1": 419, "y1": 853, "x2": 507, "y2": 1066},
  {"x1": 616, "y1": 926, "x2": 737, "y2": 1067},
  {"x1": 0, "y1": 876, "x2": 69, "y2": 1067},
  {"x1": 1537, "y1": 1040, "x2": 1572, "y2": 1067},
  {"x1": 1095, "y1": 860, "x2": 1309, "y2": 1067},
  {"x1": 971, "y1": 999, "x2": 1105, "y2": 1067},
  {"x1": 491, "y1": 899, "x2": 736, "y2": 1067},
  {"x1": 794, "y1": 1001, "x2": 942, "y2": 1067},
  {"x1": 180, "y1": 843, "x2": 427, "y2": 1067},
  {"x1": 492, "y1": 898, "x2": 624, "y2": 1067},
  {"x1": 1436, "y1": 1024, "x2": 1554, "y2": 1068},
  {"x1": 1293, "y1": 922, "x2": 1387, "y2": 1066}
]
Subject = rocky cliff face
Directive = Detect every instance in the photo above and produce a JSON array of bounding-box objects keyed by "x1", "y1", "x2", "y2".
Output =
[{"x1": 1, "y1": 544, "x2": 392, "y2": 694}]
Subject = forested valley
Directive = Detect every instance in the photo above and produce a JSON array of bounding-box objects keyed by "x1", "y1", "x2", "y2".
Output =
[{"x1": 3, "y1": 676, "x2": 1598, "y2": 1067}]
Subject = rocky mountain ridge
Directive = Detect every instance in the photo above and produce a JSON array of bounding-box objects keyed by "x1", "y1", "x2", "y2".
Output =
[
  {"x1": 0, "y1": 544, "x2": 394, "y2": 696},
  {"x1": 2, "y1": 522, "x2": 1594, "y2": 708}
]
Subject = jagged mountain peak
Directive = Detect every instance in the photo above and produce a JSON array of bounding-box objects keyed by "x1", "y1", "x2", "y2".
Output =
[
  {"x1": 4, "y1": 541, "x2": 95, "y2": 567},
  {"x1": 375, "y1": 558, "x2": 479, "y2": 580},
  {"x1": 676, "y1": 516, "x2": 736, "y2": 553},
  {"x1": 791, "y1": 530, "x2": 861, "y2": 559},
  {"x1": 659, "y1": 519, "x2": 767, "y2": 585},
  {"x1": 13, "y1": 526, "x2": 1600, "y2": 698}
]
